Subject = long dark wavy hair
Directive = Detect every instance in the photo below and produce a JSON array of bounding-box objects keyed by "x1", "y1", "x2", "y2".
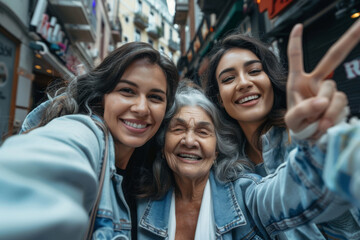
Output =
[
  {"x1": 33, "y1": 42, "x2": 179, "y2": 207},
  {"x1": 205, "y1": 33, "x2": 288, "y2": 150},
  {"x1": 37, "y1": 41, "x2": 178, "y2": 127}
]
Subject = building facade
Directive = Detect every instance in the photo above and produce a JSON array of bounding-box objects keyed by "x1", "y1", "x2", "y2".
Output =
[
  {"x1": 0, "y1": 0, "x2": 117, "y2": 142},
  {"x1": 117, "y1": 0, "x2": 181, "y2": 63}
]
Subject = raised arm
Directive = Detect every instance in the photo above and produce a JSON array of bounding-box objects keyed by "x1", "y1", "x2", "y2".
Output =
[
  {"x1": 240, "y1": 20, "x2": 360, "y2": 237},
  {"x1": 240, "y1": 135, "x2": 351, "y2": 238}
]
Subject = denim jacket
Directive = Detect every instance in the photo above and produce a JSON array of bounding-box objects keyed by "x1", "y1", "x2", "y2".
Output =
[
  {"x1": 256, "y1": 127, "x2": 360, "y2": 239},
  {"x1": 137, "y1": 141, "x2": 351, "y2": 240},
  {"x1": 0, "y1": 102, "x2": 132, "y2": 240},
  {"x1": 323, "y1": 120, "x2": 360, "y2": 209}
]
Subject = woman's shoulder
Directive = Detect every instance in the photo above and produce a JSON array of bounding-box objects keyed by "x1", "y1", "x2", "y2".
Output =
[
  {"x1": 44, "y1": 114, "x2": 106, "y2": 141},
  {"x1": 211, "y1": 171, "x2": 262, "y2": 188}
]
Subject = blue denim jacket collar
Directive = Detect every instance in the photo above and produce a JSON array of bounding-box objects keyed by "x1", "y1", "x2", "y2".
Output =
[
  {"x1": 138, "y1": 189, "x2": 173, "y2": 238},
  {"x1": 209, "y1": 173, "x2": 247, "y2": 234},
  {"x1": 138, "y1": 171, "x2": 246, "y2": 237}
]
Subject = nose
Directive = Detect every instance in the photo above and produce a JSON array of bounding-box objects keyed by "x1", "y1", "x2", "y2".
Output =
[
  {"x1": 131, "y1": 95, "x2": 150, "y2": 117},
  {"x1": 235, "y1": 74, "x2": 253, "y2": 91},
  {"x1": 181, "y1": 131, "x2": 199, "y2": 148}
]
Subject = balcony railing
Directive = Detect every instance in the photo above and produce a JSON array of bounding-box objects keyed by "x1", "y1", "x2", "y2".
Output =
[
  {"x1": 49, "y1": 0, "x2": 96, "y2": 42},
  {"x1": 147, "y1": 25, "x2": 163, "y2": 39},
  {"x1": 111, "y1": 17, "x2": 122, "y2": 43},
  {"x1": 65, "y1": 24, "x2": 96, "y2": 42},
  {"x1": 174, "y1": 0, "x2": 189, "y2": 25},
  {"x1": 134, "y1": 11, "x2": 149, "y2": 29},
  {"x1": 168, "y1": 39, "x2": 179, "y2": 52}
]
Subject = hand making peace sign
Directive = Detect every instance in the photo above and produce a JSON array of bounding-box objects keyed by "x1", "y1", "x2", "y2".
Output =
[{"x1": 285, "y1": 19, "x2": 360, "y2": 139}]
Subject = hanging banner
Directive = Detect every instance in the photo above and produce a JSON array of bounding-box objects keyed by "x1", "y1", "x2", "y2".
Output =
[{"x1": 256, "y1": 0, "x2": 294, "y2": 19}]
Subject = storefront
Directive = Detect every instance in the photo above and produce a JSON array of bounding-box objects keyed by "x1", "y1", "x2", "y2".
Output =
[
  {"x1": 257, "y1": 0, "x2": 360, "y2": 116},
  {"x1": 0, "y1": 27, "x2": 20, "y2": 140},
  {"x1": 28, "y1": 0, "x2": 95, "y2": 108}
]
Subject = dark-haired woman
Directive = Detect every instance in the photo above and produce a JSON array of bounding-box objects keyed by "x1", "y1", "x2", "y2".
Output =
[
  {"x1": 206, "y1": 20, "x2": 360, "y2": 239},
  {"x1": 0, "y1": 42, "x2": 178, "y2": 240}
]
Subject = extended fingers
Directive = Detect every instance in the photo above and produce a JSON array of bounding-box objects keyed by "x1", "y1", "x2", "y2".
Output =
[
  {"x1": 285, "y1": 97, "x2": 329, "y2": 132},
  {"x1": 318, "y1": 91, "x2": 348, "y2": 132},
  {"x1": 316, "y1": 80, "x2": 337, "y2": 114},
  {"x1": 312, "y1": 19, "x2": 360, "y2": 81},
  {"x1": 287, "y1": 24, "x2": 304, "y2": 77}
]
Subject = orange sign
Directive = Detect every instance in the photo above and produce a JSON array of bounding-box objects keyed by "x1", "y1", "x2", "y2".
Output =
[{"x1": 256, "y1": 0, "x2": 294, "y2": 19}]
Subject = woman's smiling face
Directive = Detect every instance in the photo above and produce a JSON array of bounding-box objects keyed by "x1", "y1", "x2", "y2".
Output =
[
  {"x1": 216, "y1": 48, "x2": 274, "y2": 127},
  {"x1": 164, "y1": 106, "x2": 217, "y2": 182},
  {"x1": 103, "y1": 58, "x2": 167, "y2": 149}
]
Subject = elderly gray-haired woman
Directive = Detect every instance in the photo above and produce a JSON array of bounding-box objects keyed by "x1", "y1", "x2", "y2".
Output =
[{"x1": 135, "y1": 80, "x2": 352, "y2": 240}]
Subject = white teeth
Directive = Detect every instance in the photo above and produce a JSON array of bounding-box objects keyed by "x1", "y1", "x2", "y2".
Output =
[
  {"x1": 123, "y1": 120, "x2": 147, "y2": 129},
  {"x1": 178, "y1": 153, "x2": 201, "y2": 160},
  {"x1": 239, "y1": 95, "x2": 259, "y2": 104}
]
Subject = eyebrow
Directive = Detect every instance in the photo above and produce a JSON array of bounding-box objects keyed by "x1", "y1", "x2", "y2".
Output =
[
  {"x1": 119, "y1": 79, "x2": 166, "y2": 95},
  {"x1": 170, "y1": 118, "x2": 214, "y2": 129},
  {"x1": 217, "y1": 60, "x2": 262, "y2": 79}
]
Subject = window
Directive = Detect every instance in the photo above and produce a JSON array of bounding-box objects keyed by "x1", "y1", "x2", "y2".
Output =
[
  {"x1": 136, "y1": 0, "x2": 142, "y2": 12},
  {"x1": 160, "y1": 46, "x2": 165, "y2": 55},
  {"x1": 124, "y1": 36, "x2": 128, "y2": 42},
  {"x1": 148, "y1": 39, "x2": 153, "y2": 46},
  {"x1": 125, "y1": 16, "x2": 129, "y2": 23},
  {"x1": 149, "y1": 10, "x2": 155, "y2": 25},
  {"x1": 170, "y1": 28, "x2": 173, "y2": 40},
  {"x1": 135, "y1": 29, "x2": 141, "y2": 42},
  {"x1": 161, "y1": 21, "x2": 165, "y2": 37}
]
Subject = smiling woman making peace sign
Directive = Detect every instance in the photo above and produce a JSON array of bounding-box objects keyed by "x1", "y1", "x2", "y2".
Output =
[{"x1": 206, "y1": 19, "x2": 360, "y2": 239}]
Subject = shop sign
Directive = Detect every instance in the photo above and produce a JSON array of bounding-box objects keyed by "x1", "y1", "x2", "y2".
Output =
[
  {"x1": 256, "y1": 0, "x2": 294, "y2": 19},
  {"x1": 344, "y1": 57, "x2": 360, "y2": 79}
]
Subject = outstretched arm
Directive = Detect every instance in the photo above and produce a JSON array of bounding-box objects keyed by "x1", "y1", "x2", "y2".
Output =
[{"x1": 0, "y1": 115, "x2": 103, "y2": 240}]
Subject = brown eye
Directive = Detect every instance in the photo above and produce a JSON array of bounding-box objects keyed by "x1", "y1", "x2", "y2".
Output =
[
  {"x1": 119, "y1": 88, "x2": 135, "y2": 95},
  {"x1": 221, "y1": 76, "x2": 235, "y2": 83},
  {"x1": 249, "y1": 69, "x2": 262, "y2": 75},
  {"x1": 148, "y1": 94, "x2": 164, "y2": 102}
]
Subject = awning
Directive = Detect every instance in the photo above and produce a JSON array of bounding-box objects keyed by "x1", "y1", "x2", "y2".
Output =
[{"x1": 199, "y1": 0, "x2": 244, "y2": 57}]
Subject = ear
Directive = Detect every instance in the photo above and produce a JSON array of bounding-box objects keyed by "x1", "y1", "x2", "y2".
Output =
[
  {"x1": 213, "y1": 152, "x2": 218, "y2": 166},
  {"x1": 217, "y1": 94, "x2": 224, "y2": 107}
]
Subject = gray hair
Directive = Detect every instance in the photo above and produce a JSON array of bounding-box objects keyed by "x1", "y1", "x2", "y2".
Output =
[
  {"x1": 136, "y1": 81, "x2": 252, "y2": 199},
  {"x1": 158, "y1": 81, "x2": 250, "y2": 182}
]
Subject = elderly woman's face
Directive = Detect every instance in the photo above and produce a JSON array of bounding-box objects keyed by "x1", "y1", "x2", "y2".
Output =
[{"x1": 164, "y1": 106, "x2": 217, "y2": 181}]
